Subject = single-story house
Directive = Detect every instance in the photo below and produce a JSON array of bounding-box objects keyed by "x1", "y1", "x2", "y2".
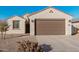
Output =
[
  {"x1": 7, "y1": 7, "x2": 73, "y2": 35},
  {"x1": 72, "y1": 21, "x2": 79, "y2": 34}
]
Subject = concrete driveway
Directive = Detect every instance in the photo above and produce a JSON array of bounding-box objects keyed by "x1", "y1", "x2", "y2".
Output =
[
  {"x1": 0, "y1": 34, "x2": 79, "y2": 52},
  {"x1": 36, "y1": 35, "x2": 79, "y2": 52}
]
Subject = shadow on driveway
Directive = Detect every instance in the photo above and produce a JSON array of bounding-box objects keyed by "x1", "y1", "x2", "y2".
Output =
[{"x1": 40, "y1": 44, "x2": 52, "y2": 52}]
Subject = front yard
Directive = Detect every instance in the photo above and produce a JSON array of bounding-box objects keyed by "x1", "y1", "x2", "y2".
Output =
[{"x1": 0, "y1": 34, "x2": 79, "y2": 52}]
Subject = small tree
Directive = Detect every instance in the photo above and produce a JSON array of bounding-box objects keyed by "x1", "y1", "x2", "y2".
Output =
[{"x1": 0, "y1": 22, "x2": 9, "y2": 40}]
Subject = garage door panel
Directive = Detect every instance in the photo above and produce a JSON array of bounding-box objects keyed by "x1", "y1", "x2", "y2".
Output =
[{"x1": 35, "y1": 19, "x2": 65, "y2": 35}]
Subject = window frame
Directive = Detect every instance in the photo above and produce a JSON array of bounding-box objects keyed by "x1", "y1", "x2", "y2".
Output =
[{"x1": 13, "y1": 20, "x2": 20, "y2": 29}]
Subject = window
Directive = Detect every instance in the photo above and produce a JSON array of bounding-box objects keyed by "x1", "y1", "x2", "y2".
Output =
[{"x1": 13, "y1": 20, "x2": 20, "y2": 29}]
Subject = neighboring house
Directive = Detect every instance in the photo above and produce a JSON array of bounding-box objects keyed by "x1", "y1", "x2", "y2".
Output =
[
  {"x1": 7, "y1": 7, "x2": 73, "y2": 35},
  {"x1": 72, "y1": 21, "x2": 79, "y2": 34}
]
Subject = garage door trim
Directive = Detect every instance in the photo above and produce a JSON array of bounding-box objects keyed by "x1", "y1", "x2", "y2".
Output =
[{"x1": 35, "y1": 19, "x2": 65, "y2": 35}]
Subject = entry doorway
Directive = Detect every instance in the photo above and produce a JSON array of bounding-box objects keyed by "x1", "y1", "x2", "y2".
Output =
[{"x1": 25, "y1": 23, "x2": 30, "y2": 33}]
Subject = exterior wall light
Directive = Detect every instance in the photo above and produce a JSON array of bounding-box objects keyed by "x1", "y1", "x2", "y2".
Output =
[
  {"x1": 31, "y1": 20, "x2": 34, "y2": 22},
  {"x1": 69, "y1": 20, "x2": 71, "y2": 22}
]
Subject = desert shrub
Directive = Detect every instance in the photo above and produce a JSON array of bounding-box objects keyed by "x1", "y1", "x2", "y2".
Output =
[{"x1": 17, "y1": 40, "x2": 43, "y2": 52}]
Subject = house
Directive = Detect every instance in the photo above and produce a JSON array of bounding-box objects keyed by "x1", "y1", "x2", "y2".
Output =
[
  {"x1": 72, "y1": 21, "x2": 79, "y2": 34},
  {"x1": 7, "y1": 7, "x2": 73, "y2": 35}
]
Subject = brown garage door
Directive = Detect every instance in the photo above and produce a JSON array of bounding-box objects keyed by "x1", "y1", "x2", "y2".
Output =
[{"x1": 35, "y1": 19, "x2": 65, "y2": 35}]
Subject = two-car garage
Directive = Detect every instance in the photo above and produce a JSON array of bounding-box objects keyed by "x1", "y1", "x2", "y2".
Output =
[
  {"x1": 35, "y1": 19, "x2": 65, "y2": 35},
  {"x1": 29, "y1": 7, "x2": 72, "y2": 35}
]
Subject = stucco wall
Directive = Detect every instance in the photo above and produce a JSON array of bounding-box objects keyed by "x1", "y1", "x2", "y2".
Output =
[
  {"x1": 23, "y1": 14, "x2": 30, "y2": 22},
  {"x1": 29, "y1": 8, "x2": 72, "y2": 35},
  {"x1": 7, "y1": 16, "x2": 26, "y2": 34}
]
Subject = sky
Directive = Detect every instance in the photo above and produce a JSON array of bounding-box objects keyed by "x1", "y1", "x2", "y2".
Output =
[{"x1": 0, "y1": 6, "x2": 79, "y2": 20}]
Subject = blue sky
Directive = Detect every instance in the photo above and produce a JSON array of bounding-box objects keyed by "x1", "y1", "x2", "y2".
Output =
[{"x1": 0, "y1": 6, "x2": 79, "y2": 20}]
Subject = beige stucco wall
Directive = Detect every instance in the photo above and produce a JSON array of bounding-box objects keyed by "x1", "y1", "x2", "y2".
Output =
[
  {"x1": 29, "y1": 8, "x2": 72, "y2": 35},
  {"x1": 7, "y1": 16, "x2": 26, "y2": 34},
  {"x1": 23, "y1": 14, "x2": 30, "y2": 22}
]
